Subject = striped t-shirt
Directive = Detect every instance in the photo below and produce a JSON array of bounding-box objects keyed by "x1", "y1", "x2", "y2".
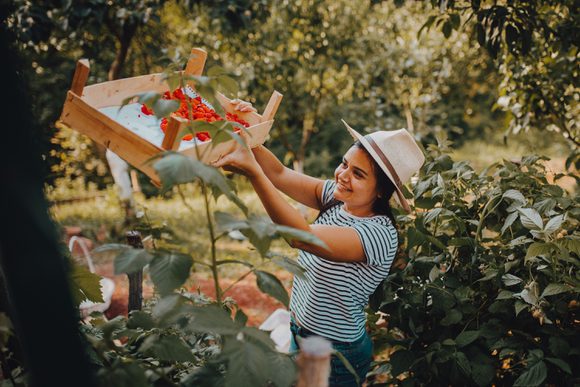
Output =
[{"x1": 289, "y1": 179, "x2": 398, "y2": 342}]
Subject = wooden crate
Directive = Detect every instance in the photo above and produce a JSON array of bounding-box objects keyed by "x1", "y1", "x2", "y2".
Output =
[{"x1": 59, "y1": 48, "x2": 282, "y2": 184}]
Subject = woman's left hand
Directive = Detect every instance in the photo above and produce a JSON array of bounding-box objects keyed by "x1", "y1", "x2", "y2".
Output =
[
  {"x1": 211, "y1": 132, "x2": 261, "y2": 177},
  {"x1": 231, "y1": 99, "x2": 257, "y2": 113}
]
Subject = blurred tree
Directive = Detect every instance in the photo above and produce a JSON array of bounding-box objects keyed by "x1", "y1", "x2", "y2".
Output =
[
  {"x1": 420, "y1": 0, "x2": 578, "y2": 148},
  {"x1": 168, "y1": 0, "x2": 503, "y2": 176},
  {"x1": 8, "y1": 0, "x2": 170, "y2": 187}
]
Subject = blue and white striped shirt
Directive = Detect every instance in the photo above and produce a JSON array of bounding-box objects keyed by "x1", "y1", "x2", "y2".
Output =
[{"x1": 289, "y1": 180, "x2": 398, "y2": 342}]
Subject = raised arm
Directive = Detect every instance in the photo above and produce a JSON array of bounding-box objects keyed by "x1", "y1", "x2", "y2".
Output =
[{"x1": 252, "y1": 145, "x2": 325, "y2": 210}]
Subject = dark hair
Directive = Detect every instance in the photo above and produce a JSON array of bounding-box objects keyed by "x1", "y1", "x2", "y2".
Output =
[{"x1": 317, "y1": 141, "x2": 397, "y2": 226}]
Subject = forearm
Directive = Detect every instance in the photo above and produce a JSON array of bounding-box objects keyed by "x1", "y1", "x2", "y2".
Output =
[
  {"x1": 248, "y1": 169, "x2": 310, "y2": 231},
  {"x1": 251, "y1": 146, "x2": 286, "y2": 187}
]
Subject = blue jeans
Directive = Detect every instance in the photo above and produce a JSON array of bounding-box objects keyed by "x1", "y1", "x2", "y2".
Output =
[{"x1": 290, "y1": 320, "x2": 372, "y2": 386}]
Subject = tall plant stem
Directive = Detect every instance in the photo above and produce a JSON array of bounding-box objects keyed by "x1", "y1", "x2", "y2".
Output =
[
  {"x1": 200, "y1": 182, "x2": 222, "y2": 304},
  {"x1": 176, "y1": 185, "x2": 221, "y2": 303}
]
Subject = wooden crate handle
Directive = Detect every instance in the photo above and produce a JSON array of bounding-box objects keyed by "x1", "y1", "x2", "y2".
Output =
[
  {"x1": 161, "y1": 116, "x2": 182, "y2": 151},
  {"x1": 184, "y1": 48, "x2": 208, "y2": 78},
  {"x1": 262, "y1": 91, "x2": 283, "y2": 122},
  {"x1": 70, "y1": 59, "x2": 90, "y2": 96}
]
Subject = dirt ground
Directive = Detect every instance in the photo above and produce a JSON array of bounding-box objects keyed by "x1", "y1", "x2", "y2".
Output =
[{"x1": 94, "y1": 261, "x2": 291, "y2": 327}]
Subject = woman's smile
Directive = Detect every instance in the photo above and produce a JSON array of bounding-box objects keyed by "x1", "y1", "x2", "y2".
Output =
[
  {"x1": 336, "y1": 181, "x2": 351, "y2": 192},
  {"x1": 333, "y1": 146, "x2": 379, "y2": 217}
]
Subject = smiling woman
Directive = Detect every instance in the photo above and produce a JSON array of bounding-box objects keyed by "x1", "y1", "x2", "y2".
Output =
[{"x1": 212, "y1": 117, "x2": 424, "y2": 386}]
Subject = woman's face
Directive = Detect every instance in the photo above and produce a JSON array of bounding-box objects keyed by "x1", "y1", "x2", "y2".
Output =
[{"x1": 333, "y1": 146, "x2": 379, "y2": 215}]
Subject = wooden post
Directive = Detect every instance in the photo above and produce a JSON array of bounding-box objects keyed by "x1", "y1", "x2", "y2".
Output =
[
  {"x1": 70, "y1": 59, "x2": 90, "y2": 96},
  {"x1": 261, "y1": 91, "x2": 283, "y2": 122},
  {"x1": 184, "y1": 48, "x2": 208, "y2": 87},
  {"x1": 125, "y1": 231, "x2": 144, "y2": 312},
  {"x1": 296, "y1": 336, "x2": 333, "y2": 387},
  {"x1": 161, "y1": 116, "x2": 182, "y2": 151}
]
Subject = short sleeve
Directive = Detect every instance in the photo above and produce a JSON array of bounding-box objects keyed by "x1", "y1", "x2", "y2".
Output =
[
  {"x1": 353, "y1": 220, "x2": 398, "y2": 267},
  {"x1": 320, "y1": 180, "x2": 337, "y2": 207}
]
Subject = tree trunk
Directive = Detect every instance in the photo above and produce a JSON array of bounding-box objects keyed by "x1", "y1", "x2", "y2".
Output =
[
  {"x1": 404, "y1": 103, "x2": 415, "y2": 134},
  {"x1": 108, "y1": 22, "x2": 137, "y2": 81}
]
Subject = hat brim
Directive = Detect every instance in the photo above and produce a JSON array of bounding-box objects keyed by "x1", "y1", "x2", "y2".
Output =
[{"x1": 341, "y1": 119, "x2": 411, "y2": 213}]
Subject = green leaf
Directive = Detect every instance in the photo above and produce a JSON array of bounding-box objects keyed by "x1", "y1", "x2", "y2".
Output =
[
  {"x1": 390, "y1": 349, "x2": 415, "y2": 376},
  {"x1": 100, "y1": 362, "x2": 148, "y2": 386},
  {"x1": 518, "y1": 208, "x2": 543, "y2": 230},
  {"x1": 153, "y1": 152, "x2": 199, "y2": 188},
  {"x1": 152, "y1": 294, "x2": 188, "y2": 325},
  {"x1": 220, "y1": 328, "x2": 296, "y2": 387},
  {"x1": 477, "y1": 269, "x2": 498, "y2": 282},
  {"x1": 268, "y1": 254, "x2": 306, "y2": 279},
  {"x1": 448, "y1": 237, "x2": 475, "y2": 247},
  {"x1": 275, "y1": 225, "x2": 328, "y2": 249},
  {"x1": 418, "y1": 15, "x2": 436, "y2": 37},
  {"x1": 514, "y1": 300, "x2": 528, "y2": 316},
  {"x1": 501, "y1": 212, "x2": 519, "y2": 234},
  {"x1": 188, "y1": 305, "x2": 239, "y2": 335},
  {"x1": 456, "y1": 330, "x2": 479, "y2": 347},
  {"x1": 496, "y1": 290, "x2": 514, "y2": 300},
  {"x1": 476, "y1": 23, "x2": 486, "y2": 46},
  {"x1": 149, "y1": 252, "x2": 193, "y2": 295},
  {"x1": 214, "y1": 211, "x2": 249, "y2": 233},
  {"x1": 153, "y1": 153, "x2": 248, "y2": 214},
  {"x1": 453, "y1": 351, "x2": 471, "y2": 377},
  {"x1": 235, "y1": 309, "x2": 248, "y2": 327},
  {"x1": 450, "y1": 13, "x2": 461, "y2": 29},
  {"x1": 545, "y1": 357, "x2": 571, "y2": 375},
  {"x1": 525, "y1": 242, "x2": 552, "y2": 260},
  {"x1": 207, "y1": 66, "x2": 227, "y2": 77},
  {"x1": 407, "y1": 228, "x2": 427, "y2": 249},
  {"x1": 69, "y1": 262, "x2": 104, "y2": 304},
  {"x1": 502, "y1": 274, "x2": 523, "y2": 286},
  {"x1": 513, "y1": 360, "x2": 547, "y2": 386},
  {"x1": 135, "y1": 91, "x2": 161, "y2": 106},
  {"x1": 442, "y1": 20, "x2": 452, "y2": 38},
  {"x1": 441, "y1": 309, "x2": 462, "y2": 326},
  {"x1": 430, "y1": 286, "x2": 456, "y2": 310},
  {"x1": 127, "y1": 311, "x2": 155, "y2": 330},
  {"x1": 114, "y1": 248, "x2": 153, "y2": 275},
  {"x1": 502, "y1": 189, "x2": 526, "y2": 203},
  {"x1": 558, "y1": 236, "x2": 580, "y2": 255},
  {"x1": 152, "y1": 98, "x2": 180, "y2": 118},
  {"x1": 543, "y1": 214, "x2": 564, "y2": 234},
  {"x1": 471, "y1": 361, "x2": 495, "y2": 387},
  {"x1": 541, "y1": 283, "x2": 570, "y2": 298},
  {"x1": 140, "y1": 334, "x2": 195, "y2": 362},
  {"x1": 217, "y1": 75, "x2": 239, "y2": 95},
  {"x1": 255, "y1": 270, "x2": 289, "y2": 307},
  {"x1": 549, "y1": 337, "x2": 570, "y2": 358},
  {"x1": 442, "y1": 339, "x2": 456, "y2": 346},
  {"x1": 424, "y1": 208, "x2": 443, "y2": 225}
]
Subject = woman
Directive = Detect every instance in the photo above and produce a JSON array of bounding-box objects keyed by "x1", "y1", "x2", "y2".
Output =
[{"x1": 214, "y1": 104, "x2": 425, "y2": 386}]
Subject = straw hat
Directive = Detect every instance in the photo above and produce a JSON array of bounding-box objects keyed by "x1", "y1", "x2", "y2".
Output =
[{"x1": 341, "y1": 119, "x2": 425, "y2": 212}]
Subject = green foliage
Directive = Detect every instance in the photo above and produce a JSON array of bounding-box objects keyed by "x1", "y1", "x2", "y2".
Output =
[
  {"x1": 369, "y1": 138, "x2": 579, "y2": 386},
  {"x1": 68, "y1": 261, "x2": 105, "y2": 305},
  {"x1": 423, "y1": 0, "x2": 579, "y2": 147}
]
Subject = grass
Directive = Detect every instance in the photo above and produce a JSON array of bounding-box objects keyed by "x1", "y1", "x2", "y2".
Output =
[{"x1": 451, "y1": 129, "x2": 572, "y2": 172}]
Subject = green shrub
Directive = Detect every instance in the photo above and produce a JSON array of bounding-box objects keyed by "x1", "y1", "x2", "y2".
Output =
[{"x1": 369, "y1": 138, "x2": 579, "y2": 386}]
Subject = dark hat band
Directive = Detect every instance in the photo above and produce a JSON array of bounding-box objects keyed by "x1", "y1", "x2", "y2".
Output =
[{"x1": 365, "y1": 135, "x2": 403, "y2": 190}]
